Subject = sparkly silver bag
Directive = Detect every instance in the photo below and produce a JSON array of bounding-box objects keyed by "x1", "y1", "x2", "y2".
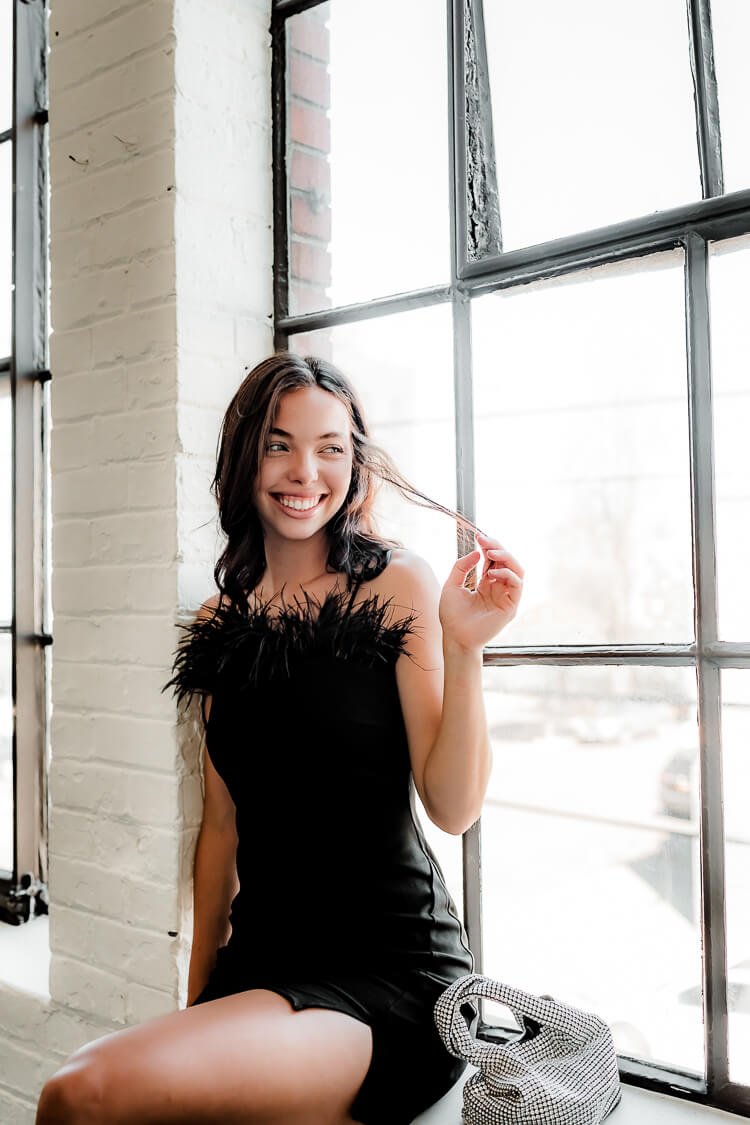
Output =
[{"x1": 433, "y1": 974, "x2": 622, "y2": 1125}]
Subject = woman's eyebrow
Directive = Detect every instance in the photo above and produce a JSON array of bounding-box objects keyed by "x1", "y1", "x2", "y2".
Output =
[{"x1": 270, "y1": 427, "x2": 347, "y2": 440}]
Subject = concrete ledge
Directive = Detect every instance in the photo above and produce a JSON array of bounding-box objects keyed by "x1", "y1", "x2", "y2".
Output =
[
  {"x1": 0, "y1": 917, "x2": 50, "y2": 999},
  {"x1": 0, "y1": 919, "x2": 743, "y2": 1125},
  {"x1": 413, "y1": 1070, "x2": 747, "y2": 1124}
]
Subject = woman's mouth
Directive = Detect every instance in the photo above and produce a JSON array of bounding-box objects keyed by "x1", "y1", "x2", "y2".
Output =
[{"x1": 270, "y1": 492, "x2": 327, "y2": 516}]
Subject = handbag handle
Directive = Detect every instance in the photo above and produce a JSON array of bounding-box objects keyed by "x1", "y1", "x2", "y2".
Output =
[{"x1": 438, "y1": 974, "x2": 600, "y2": 1061}]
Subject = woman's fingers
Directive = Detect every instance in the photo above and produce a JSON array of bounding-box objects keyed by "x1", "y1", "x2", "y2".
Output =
[
  {"x1": 448, "y1": 534, "x2": 524, "y2": 595},
  {"x1": 487, "y1": 568, "x2": 523, "y2": 612},
  {"x1": 485, "y1": 547, "x2": 524, "y2": 580},
  {"x1": 447, "y1": 549, "x2": 481, "y2": 587},
  {"x1": 475, "y1": 534, "x2": 523, "y2": 577},
  {"x1": 474, "y1": 533, "x2": 502, "y2": 580},
  {"x1": 487, "y1": 567, "x2": 523, "y2": 587},
  {"x1": 475, "y1": 531, "x2": 502, "y2": 551}
]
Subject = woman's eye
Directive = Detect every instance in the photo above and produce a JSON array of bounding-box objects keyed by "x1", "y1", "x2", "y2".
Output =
[{"x1": 265, "y1": 442, "x2": 344, "y2": 454}]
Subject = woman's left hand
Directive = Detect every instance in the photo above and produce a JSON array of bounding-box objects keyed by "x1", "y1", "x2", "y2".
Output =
[{"x1": 439, "y1": 531, "x2": 524, "y2": 653}]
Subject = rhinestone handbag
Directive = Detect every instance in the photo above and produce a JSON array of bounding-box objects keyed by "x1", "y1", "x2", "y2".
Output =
[{"x1": 433, "y1": 973, "x2": 622, "y2": 1125}]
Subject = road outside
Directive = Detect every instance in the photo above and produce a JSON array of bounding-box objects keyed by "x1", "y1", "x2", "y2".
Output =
[{"x1": 419, "y1": 684, "x2": 750, "y2": 1086}]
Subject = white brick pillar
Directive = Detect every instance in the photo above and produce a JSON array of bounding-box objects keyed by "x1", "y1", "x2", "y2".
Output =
[
  {"x1": 174, "y1": 0, "x2": 274, "y2": 608},
  {"x1": 45, "y1": 0, "x2": 272, "y2": 1037}
]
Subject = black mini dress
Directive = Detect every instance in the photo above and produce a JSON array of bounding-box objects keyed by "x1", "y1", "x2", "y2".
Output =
[{"x1": 166, "y1": 556, "x2": 477, "y2": 1125}]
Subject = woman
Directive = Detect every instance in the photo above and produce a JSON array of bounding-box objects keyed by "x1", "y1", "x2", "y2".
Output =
[{"x1": 36, "y1": 352, "x2": 524, "y2": 1125}]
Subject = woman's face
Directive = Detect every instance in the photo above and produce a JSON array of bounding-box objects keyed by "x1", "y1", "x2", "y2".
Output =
[{"x1": 253, "y1": 385, "x2": 354, "y2": 541}]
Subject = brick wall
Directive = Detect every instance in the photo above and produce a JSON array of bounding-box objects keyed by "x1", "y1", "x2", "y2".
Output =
[{"x1": 0, "y1": 1, "x2": 273, "y2": 1120}]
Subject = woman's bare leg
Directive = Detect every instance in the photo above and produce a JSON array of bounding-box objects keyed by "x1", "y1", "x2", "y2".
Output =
[{"x1": 35, "y1": 988, "x2": 374, "y2": 1125}]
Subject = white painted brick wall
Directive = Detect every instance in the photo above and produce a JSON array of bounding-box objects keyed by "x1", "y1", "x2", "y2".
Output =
[
  {"x1": 174, "y1": 0, "x2": 273, "y2": 609},
  {"x1": 0, "y1": 0, "x2": 273, "y2": 1118}
]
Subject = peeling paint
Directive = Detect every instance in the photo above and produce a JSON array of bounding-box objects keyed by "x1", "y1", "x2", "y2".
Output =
[{"x1": 464, "y1": 0, "x2": 502, "y2": 260}]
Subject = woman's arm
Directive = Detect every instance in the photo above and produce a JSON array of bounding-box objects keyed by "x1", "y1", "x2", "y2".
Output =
[
  {"x1": 392, "y1": 536, "x2": 523, "y2": 837},
  {"x1": 185, "y1": 595, "x2": 240, "y2": 1007},
  {"x1": 187, "y1": 739, "x2": 240, "y2": 1006}
]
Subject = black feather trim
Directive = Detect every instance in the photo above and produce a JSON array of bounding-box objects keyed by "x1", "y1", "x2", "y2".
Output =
[{"x1": 163, "y1": 586, "x2": 421, "y2": 708}]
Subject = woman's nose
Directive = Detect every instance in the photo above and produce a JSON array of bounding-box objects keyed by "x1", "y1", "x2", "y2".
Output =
[{"x1": 290, "y1": 450, "x2": 317, "y2": 483}]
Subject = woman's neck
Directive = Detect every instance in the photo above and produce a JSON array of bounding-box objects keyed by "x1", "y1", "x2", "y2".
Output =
[{"x1": 258, "y1": 531, "x2": 336, "y2": 603}]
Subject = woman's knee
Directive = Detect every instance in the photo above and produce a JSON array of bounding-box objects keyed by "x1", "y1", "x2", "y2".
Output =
[
  {"x1": 35, "y1": 995, "x2": 374, "y2": 1125},
  {"x1": 36, "y1": 1051, "x2": 107, "y2": 1125}
]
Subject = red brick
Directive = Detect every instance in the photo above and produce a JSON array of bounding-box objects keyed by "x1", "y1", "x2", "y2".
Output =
[
  {"x1": 289, "y1": 12, "x2": 330, "y2": 62},
  {"x1": 290, "y1": 52, "x2": 330, "y2": 107},
  {"x1": 291, "y1": 240, "x2": 331, "y2": 286},
  {"x1": 289, "y1": 103, "x2": 330, "y2": 153},
  {"x1": 291, "y1": 193, "x2": 331, "y2": 241},
  {"x1": 289, "y1": 281, "x2": 331, "y2": 316},
  {"x1": 289, "y1": 149, "x2": 331, "y2": 195}
]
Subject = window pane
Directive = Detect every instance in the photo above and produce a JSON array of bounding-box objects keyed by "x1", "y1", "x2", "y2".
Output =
[
  {"x1": 286, "y1": 0, "x2": 449, "y2": 315},
  {"x1": 288, "y1": 304, "x2": 457, "y2": 579},
  {"x1": 0, "y1": 633, "x2": 11, "y2": 873},
  {"x1": 0, "y1": 0, "x2": 10, "y2": 132},
  {"x1": 722, "y1": 670, "x2": 750, "y2": 1085},
  {"x1": 0, "y1": 140, "x2": 11, "y2": 356},
  {"x1": 473, "y1": 250, "x2": 694, "y2": 645},
  {"x1": 711, "y1": 2, "x2": 750, "y2": 194},
  {"x1": 481, "y1": 663, "x2": 703, "y2": 1074},
  {"x1": 288, "y1": 305, "x2": 462, "y2": 907},
  {"x1": 709, "y1": 235, "x2": 750, "y2": 641},
  {"x1": 481, "y1": 0, "x2": 701, "y2": 253},
  {"x1": 0, "y1": 381, "x2": 10, "y2": 624}
]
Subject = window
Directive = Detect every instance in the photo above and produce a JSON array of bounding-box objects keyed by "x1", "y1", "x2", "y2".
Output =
[
  {"x1": 0, "y1": 0, "x2": 50, "y2": 926},
  {"x1": 271, "y1": 0, "x2": 750, "y2": 1113}
]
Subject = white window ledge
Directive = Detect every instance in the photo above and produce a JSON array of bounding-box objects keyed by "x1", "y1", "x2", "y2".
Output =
[
  {"x1": 0, "y1": 926, "x2": 744, "y2": 1125},
  {"x1": 0, "y1": 914, "x2": 50, "y2": 998},
  {"x1": 414, "y1": 1070, "x2": 747, "y2": 1125}
]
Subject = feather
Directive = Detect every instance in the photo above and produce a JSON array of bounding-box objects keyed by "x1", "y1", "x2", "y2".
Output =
[{"x1": 163, "y1": 586, "x2": 421, "y2": 709}]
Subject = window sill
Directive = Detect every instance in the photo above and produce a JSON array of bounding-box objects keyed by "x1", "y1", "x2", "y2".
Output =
[
  {"x1": 0, "y1": 929, "x2": 744, "y2": 1125},
  {"x1": 0, "y1": 914, "x2": 50, "y2": 999},
  {"x1": 414, "y1": 1070, "x2": 747, "y2": 1124}
]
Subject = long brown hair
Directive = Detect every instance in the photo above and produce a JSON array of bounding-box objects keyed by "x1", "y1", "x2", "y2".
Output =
[{"x1": 212, "y1": 352, "x2": 478, "y2": 607}]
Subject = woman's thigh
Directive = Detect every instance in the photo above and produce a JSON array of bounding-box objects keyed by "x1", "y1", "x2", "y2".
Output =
[{"x1": 36, "y1": 988, "x2": 374, "y2": 1125}]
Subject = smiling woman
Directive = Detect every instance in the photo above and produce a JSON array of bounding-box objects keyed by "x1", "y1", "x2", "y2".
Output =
[
  {"x1": 209, "y1": 351, "x2": 484, "y2": 610},
  {"x1": 254, "y1": 386, "x2": 354, "y2": 548},
  {"x1": 35, "y1": 350, "x2": 524, "y2": 1125}
]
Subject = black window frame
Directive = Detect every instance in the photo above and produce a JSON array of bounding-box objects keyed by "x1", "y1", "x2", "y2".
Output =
[
  {"x1": 271, "y1": 0, "x2": 750, "y2": 1114},
  {"x1": 0, "y1": 0, "x2": 50, "y2": 927}
]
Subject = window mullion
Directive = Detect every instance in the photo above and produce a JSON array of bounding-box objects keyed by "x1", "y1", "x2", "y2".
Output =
[
  {"x1": 278, "y1": 286, "x2": 453, "y2": 337},
  {"x1": 271, "y1": 7, "x2": 289, "y2": 343},
  {"x1": 462, "y1": 0, "x2": 501, "y2": 263},
  {"x1": 460, "y1": 190, "x2": 750, "y2": 294},
  {"x1": 451, "y1": 0, "x2": 468, "y2": 275},
  {"x1": 705, "y1": 641, "x2": 750, "y2": 668},
  {"x1": 272, "y1": 0, "x2": 325, "y2": 18},
  {"x1": 449, "y1": 0, "x2": 484, "y2": 974},
  {"x1": 5, "y1": 0, "x2": 48, "y2": 925},
  {"x1": 685, "y1": 230, "x2": 728, "y2": 1093},
  {"x1": 484, "y1": 645, "x2": 696, "y2": 666},
  {"x1": 687, "y1": 0, "x2": 724, "y2": 198},
  {"x1": 452, "y1": 288, "x2": 484, "y2": 975}
]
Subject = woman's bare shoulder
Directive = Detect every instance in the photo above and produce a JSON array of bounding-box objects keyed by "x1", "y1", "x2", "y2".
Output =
[
  {"x1": 370, "y1": 549, "x2": 444, "y2": 665},
  {"x1": 195, "y1": 593, "x2": 224, "y2": 622},
  {"x1": 370, "y1": 547, "x2": 441, "y2": 609}
]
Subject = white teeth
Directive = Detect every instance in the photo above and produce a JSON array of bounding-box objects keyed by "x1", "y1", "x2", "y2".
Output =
[{"x1": 277, "y1": 494, "x2": 321, "y2": 511}]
